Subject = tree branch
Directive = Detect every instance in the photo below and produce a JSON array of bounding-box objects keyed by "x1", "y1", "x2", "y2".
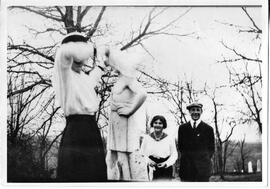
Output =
[
  {"x1": 86, "y1": 6, "x2": 106, "y2": 39},
  {"x1": 11, "y1": 6, "x2": 62, "y2": 22},
  {"x1": 8, "y1": 44, "x2": 55, "y2": 62},
  {"x1": 241, "y1": 7, "x2": 262, "y2": 33}
]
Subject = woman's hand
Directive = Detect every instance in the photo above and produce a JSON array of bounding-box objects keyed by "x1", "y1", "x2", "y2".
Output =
[
  {"x1": 117, "y1": 104, "x2": 133, "y2": 116},
  {"x1": 157, "y1": 162, "x2": 167, "y2": 168},
  {"x1": 148, "y1": 159, "x2": 156, "y2": 167},
  {"x1": 95, "y1": 46, "x2": 111, "y2": 70},
  {"x1": 111, "y1": 101, "x2": 132, "y2": 116},
  {"x1": 110, "y1": 101, "x2": 121, "y2": 111},
  {"x1": 104, "y1": 48, "x2": 110, "y2": 67}
]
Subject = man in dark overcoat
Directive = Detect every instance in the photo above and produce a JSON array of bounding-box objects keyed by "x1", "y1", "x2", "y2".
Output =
[{"x1": 178, "y1": 102, "x2": 215, "y2": 182}]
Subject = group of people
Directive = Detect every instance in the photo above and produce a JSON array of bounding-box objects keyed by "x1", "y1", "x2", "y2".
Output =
[{"x1": 52, "y1": 32, "x2": 215, "y2": 182}]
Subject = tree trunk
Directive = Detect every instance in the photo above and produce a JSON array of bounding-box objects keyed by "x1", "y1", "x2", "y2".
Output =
[{"x1": 217, "y1": 143, "x2": 224, "y2": 179}]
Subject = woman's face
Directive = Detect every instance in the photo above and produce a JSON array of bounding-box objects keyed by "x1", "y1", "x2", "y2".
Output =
[
  {"x1": 71, "y1": 60, "x2": 85, "y2": 73},
  {"x1": 153, "y1": 119, "x2": 164, "y2": 133}
]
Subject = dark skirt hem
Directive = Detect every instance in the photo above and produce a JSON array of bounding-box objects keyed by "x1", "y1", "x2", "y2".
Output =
[{"x1": 57, "y1": 114, "x2": 107, "y2": 182}]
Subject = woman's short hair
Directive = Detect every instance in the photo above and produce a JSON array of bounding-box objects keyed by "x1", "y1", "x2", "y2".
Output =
[{"x1": 150, "y1": 115, "x2": 167, "y2": 129}]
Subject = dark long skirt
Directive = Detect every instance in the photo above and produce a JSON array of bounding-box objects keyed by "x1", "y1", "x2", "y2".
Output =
[
  {"x1": 149, "y1": 156, "x2": 173, "y2": 181},
  {"x1": 57, "y1": 115, "x2": 107, "y2": 182}
]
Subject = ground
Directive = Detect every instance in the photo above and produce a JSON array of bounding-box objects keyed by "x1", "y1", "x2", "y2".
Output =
[
  {"x1": 171, "y1": 172, "x2": 262, "y2": 182},
  {"x1": 209, "y1": 173, "x2": 262, "y2": 182}
]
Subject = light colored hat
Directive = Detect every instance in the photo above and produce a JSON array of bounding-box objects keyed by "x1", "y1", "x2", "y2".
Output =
[
  {"x1": 186, "y1": 102, "x2": 203, "y2": 110},
  {"x1": 107, "y1": 49, "x2": 142, "y2": 77}
]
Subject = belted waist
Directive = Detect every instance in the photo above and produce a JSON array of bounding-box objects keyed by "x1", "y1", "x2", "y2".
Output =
[
  {"x1": 66, "y1": 114, "x2": 96, "y2": 122},
  {"x1": 149, "y1": 155, "x2": 170, "y2": 164}
]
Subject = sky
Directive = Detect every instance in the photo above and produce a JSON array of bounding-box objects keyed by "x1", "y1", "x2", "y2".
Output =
[
  {"x1": 5, "y1": 5, "x2": 264, "y2": 143},
  {"x1": 99, "y1": 6, "x2": 263, "y2": 142}
]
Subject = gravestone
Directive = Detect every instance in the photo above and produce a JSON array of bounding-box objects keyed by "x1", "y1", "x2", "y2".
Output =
[
  {"x1": 248, "y1": 161, "x2": 253, "y2": 173},
  {"x1": 256, "y1": 159, "x2": 261, "y2": 172}
]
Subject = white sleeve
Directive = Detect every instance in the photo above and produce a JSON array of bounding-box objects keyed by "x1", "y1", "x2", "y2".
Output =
[
  {"x1": 52, "y1": 46, "x2": 72, "y2": 108},
  {"x1": 57, "y1": 42, "x2": 94, "y2": 69},
  {"x1": 88, "y1": 66, "x2": 103, "y2": 85},
  {"x1": 164, "y1": 138, "x2": 178, "y2": 167}
]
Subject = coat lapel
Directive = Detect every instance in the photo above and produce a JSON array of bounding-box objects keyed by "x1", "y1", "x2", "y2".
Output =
[
  {"x1": 187, "y1": 121, "x2": 193, "y2": 129},
  {"x1": 196, "y1": 121, "x2": 204, "y2": 130}
]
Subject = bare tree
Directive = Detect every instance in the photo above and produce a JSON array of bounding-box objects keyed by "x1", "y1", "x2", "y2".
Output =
[
  {"x1": 239, "y1": 135, "x2": 251, "y2": 173},
  {"x1": 7, "y1": 6, "x2": 113, "y2": 180},
  {"x1": 7, "y1": 6, "x2": 194, "y2": 180},
  {"x1": 7, "y1": 68, "x2": 60, "y2": 180},
  {"x1": 217, "y1": 7, "x2": 262, "y2": 133},
  {"x1": 233, "y1": 135, "x2": 252, "y2": 173},
  {"x1": 139, "y1": 70, "x2": 204, "y2": 125},
  {"x1": 223, "y1": 139, "x2": 238, "y2": 173},
  {"x1": 120, "y1": 7, "x2": 194, "y2": 50},
  {"x1": 204, "y1": 85, "x2": 238, "y2": 179}
]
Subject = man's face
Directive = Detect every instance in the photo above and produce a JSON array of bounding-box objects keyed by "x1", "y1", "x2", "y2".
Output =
[{"x1": 189, "y1": 107, "x2": 202, "y2": 121}]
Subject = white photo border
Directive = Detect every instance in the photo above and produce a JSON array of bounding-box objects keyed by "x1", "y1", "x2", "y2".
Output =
[{"x1": 0, "y1": 0, "x2": 268, "y2": 188}]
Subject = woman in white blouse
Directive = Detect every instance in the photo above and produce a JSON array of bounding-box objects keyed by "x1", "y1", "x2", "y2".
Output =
[
  {"x1": 141, "y1": 115, "x2": 178, "y2": 181},
  {"x1": 53, "y1": 32, "x2": 109, "y2": 182}
]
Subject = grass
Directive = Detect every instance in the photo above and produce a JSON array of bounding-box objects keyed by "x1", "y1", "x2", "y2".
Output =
[{"x1": 210, "y1": 173, "x2": 262, "y2": 182}]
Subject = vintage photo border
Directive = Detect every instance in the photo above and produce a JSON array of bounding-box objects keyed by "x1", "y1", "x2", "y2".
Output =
[{"x1": 0, "y1": 0, "x2": 268, "y2": 187}]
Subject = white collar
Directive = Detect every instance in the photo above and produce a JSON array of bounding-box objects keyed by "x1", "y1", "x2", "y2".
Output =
[{"x1": 190, "y1": 119, "x2": 202, "y2": 128}]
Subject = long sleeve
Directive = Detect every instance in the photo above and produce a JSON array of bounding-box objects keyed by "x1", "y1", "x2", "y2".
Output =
[
  {"x1": 111, "y1": 77, "x2": 147, "y2": 117},
  {"x1": 57, "y1": 42, "x2": 94, "y2": 69},
  {"x1": 53, "y1": 42, "x2": 94, "y2": 105},
  {"x1": 164, "y1": 138, "x2": 178, "y2": 167},
  {"x1": 52, "y1": 42, "x2": 102, "y2": 116},
  {"x1": 208, "y1": 127, "x2": 215, "y2": 158},
  {"x1": 178, "y1": 125, "x2": 183, "y2": 153},
  {"x1": 88, "y1": 66, "x2": 103, "y2": 86},
  {"x1": 140, "y1": 134, "x2": 178, "y2": 167},
  {"x1": 119, "y1": 79, "x2": 147, "y2": 116}
]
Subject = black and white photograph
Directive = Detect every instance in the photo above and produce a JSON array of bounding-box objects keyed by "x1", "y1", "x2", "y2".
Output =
[{"x1": 1, "y1": 0, "x2": 268, "y2": 187}]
